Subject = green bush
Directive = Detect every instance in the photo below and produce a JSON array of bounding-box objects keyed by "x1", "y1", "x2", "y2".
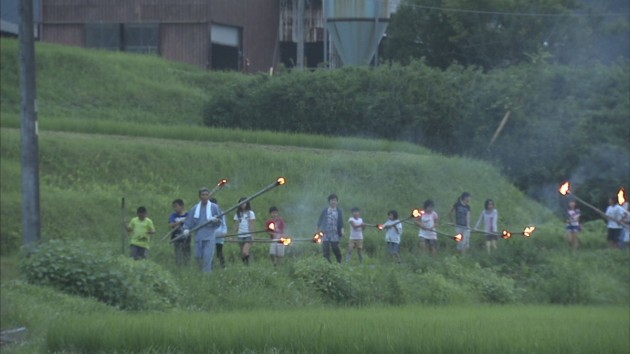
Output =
[
  {"x1": 290, "y1": 256, "x2": 357, "y2": 305},
  {"x1": 20, "y1": 240, "x2": 180, "y2": 310},
  {"x1": 415, "y1": 272, "x2": 470, "y2": 305}
]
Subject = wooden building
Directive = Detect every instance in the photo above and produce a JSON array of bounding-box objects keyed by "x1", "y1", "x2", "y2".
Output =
[{"x1": 40, "y1": 0, "x2": 280, "y2": 72}]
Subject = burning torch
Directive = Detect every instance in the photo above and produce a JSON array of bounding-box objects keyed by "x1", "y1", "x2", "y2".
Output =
[
  {"x1": 208, "y1": 178, "x2": 229, "y2": 197},
  {"x1": 171, "y1": 177, "x2": 287, "y2": 243}
]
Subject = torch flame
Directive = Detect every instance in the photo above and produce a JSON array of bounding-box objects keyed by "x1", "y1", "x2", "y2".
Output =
[
  {"x1": 411, "y1": 209, "x2": 424, "y2": 218},
  {"x1": 279, "y1": 237, "x2": 292, "y2": 246},
  {"x1": 376, "y1": 224, "x2": 384, "y2": 230},
  {"x1": 522, "y1": 226, "x2": 536, "y2": 237},
  {"x1": 618, "y1": 188, "x2": 626, "y2": 206},
  {"x1": 559, "y1": 182, "x2": 571, "y2": 196},
  {"x1": 502, "y1": 230, "x2": 512, "y2": 240},
  {"x1": 276, "y1": 177, "x2": 286, "y2": 185},
  {"x1": 312, "y1": 231, "x2": 323, "y2": 244},
  {"x1": 266, "y1": 221, "x2": 276, "y2": 232},
  {"x1": 453, "y1": 234, "x2": 463, "y2": 242},
  {"x1": 217, "y1": 178, "x2": 228, "y2": 186}
]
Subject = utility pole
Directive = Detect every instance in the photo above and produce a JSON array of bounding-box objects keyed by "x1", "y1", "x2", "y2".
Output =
[
  {"x1": 19, "y1": 0, "x2": 41, "y2": 246},
  {"x1": 296, "y1": 0, "x2": 304, "y2": 69}
]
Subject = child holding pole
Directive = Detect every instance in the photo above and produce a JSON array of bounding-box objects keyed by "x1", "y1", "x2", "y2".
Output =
[
  {"x1": 169, "y1": 199, "x2": 190, "y2": 266},
  {"x1": 475, "y1": 199, "x2": 498, "y2": 254},
  {"x1": 317, "y1": 193, "x2": 345, "y2": 263},
  {"x1": 417, "y1": 200, "x2": 439, "y2": 258},
  {"x1": 564, "y1": 199, "x2": 581, "y2": 251},
  {"x1": 347, "y1": 207, "x2": 365, "y2": 264},
  {"x1": 449, "y1": 192, "x2": 471, "y2": 254},
  {"x1": 267, "y1": 206, "x2": 286, "y2": 266},
  {"x1": 211, "y1": 198, "x2": 227, "y2": 269},
  {"x1": 234, "y1": 197, "x2": 256, "y2": 265},
  {"x1": 382, "y1": 210, "x2": 402, "y2": 263}
]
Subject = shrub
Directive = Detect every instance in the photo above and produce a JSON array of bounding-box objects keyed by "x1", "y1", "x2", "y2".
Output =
[
  {"x1": 290, "y1": 256, "x2": 357, "y2": 305},
  {"x1": 20, "y1": 240, "x2": 180, "y2": 310}
]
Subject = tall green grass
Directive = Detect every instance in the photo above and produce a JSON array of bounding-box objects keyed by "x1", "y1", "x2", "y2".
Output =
[
  {"x1": 43, "y1": 306, "x2": 629, "y2": 353},
  {"x1": 0, "y1": 38, "x2": 243, "y2": 125}
]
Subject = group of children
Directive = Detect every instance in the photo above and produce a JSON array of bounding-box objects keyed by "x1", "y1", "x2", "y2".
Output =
[
  {"x1": 124, "y1": 187, "x2": 287, "y2": 271},
  {"x1": 123, "y1": 189, "x2": 629, "y2": 269},
  {"x1": 317, "y1": 192, "x2": 502, "y2": 265},
  {"x1": 565, "y1": 195, "x2": 630, "y2": 251}
]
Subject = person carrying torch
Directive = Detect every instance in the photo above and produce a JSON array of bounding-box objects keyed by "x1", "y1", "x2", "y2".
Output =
[
  {"x1": 474, "y1": 199, "x2": 498, "y2": 254},
  {"x1": 605, "y1": 195, "x2": 626, "y2": 249},
  {"x1": 449, "y1": 192, "x2": 472, "y2": 254},
  {"x1": 347, "y1": 207, "x2": 366, "y2": 264},
  {"x1": 267, "y1": 206, "x2": 286, "y2": 266},
  {"x1": 181, "y1": 187, "x2": 222, "y2": 273},
  {"x1": 317, "y1": 194, "x2": 345, "y2": 263},
  {"x1": 382, "y1": 210, "x2": 403, "y2": 263},
  {"x1": 234, "y1": 197, "x2": 256, "y2": 265},
  {"x1": 416, "y1": 200, "x2": 439, "y2": 258}
]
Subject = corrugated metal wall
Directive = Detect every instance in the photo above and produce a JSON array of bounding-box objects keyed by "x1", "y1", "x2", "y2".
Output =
[{"x1": 40, "y1": 0, "x2": 279, "y2": 72}]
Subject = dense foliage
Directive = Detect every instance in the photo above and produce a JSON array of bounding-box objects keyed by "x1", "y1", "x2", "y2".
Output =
[
  {"x1": 203, "y1": 62, "x2": 629, "y2": 219},
  {"x1": 383, "y1": 0, "x2": 629, "y2": 69},
  {"x1": 20, "y1": 240, "x2": 180, "y2": 310}
]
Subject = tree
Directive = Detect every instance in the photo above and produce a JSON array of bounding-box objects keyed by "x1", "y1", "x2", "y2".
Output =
[{"x1": 383, "y1": 0, "x2": 628, "y2": 69}]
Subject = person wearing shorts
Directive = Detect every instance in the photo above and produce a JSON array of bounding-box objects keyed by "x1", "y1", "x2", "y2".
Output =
[
  {"x1": 475, "y1": 199, "x2": 498, "y2": 254},
  {"x1": 234, "y1": 197, "x2": 256, "y2": 265},
  {"x1": 347, "y1": 207, "x2": 365, "y2": 264},
  {"x1": 267, "y1": 206, "x2": 286, "y2": 266},
  {"x1": 382, "y1": 210, "x2": 402, "y2": 263},
  {"x1": 605, "y1": 196, "x2": 625, "y2": 249},
  {"x1": 450, "y1": 192, "x2": 471, "y2": 254},
  {"x1": 565, "y1": 199, "x2": 581, "y2": 251},
  {"x1": 417, "y1": 199, "x2": 439, "y2": 258}
]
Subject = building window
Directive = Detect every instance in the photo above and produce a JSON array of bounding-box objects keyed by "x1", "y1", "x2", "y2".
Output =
[
  {"x1": 85, "y1": 23, "x2": 158, "y2": 54},
  {"x1": 85, "y1": 23, "x2": 121, "y2": 51},
  {"x1": 124, "y1": 24, "x2": 159, "y2": 54}
]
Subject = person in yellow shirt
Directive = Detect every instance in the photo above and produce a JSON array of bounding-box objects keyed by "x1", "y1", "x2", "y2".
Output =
[{"x1": 126, "y1": 206, "x2": 156, "y2": 260}]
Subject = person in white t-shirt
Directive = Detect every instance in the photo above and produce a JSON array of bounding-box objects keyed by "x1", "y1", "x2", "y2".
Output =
[
  {"x1": 234, "y1": 197, "x2": 256, "y2": 265},
  {"x1": 605, "y1": 196, "x2": 625, "y2": 249},
  {"x1": 620, "y1": 202, "x2": 629, "y2": 250},
  {"x1": 346, "y1": 207, "x2": 365, "y2": 264},
  {"x1": 416, "y1": 199, "x2": 439, "y2": 258},
  {"x1": 382, "y1": 210, "x2": 403, "y2": 263},
  {"x1": 475, "y1": 199, "x2": 499, "y2": 254}
]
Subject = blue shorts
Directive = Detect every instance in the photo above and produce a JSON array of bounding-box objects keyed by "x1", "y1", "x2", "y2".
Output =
[
  {"x1": 238, "y1": 236, "x2": 253, "y2": 245},
  {"x1": 387, "y1": 242, "x2": 400, "y2": 255},
  {"x1": 566, "y1": 225, "x2": 581, "y2": 232}
]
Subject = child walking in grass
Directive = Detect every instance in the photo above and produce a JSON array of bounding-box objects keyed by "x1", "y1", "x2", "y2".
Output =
[
  {"x1": 417, "y1": 200, "x2": 439, "y2": 258},
  {"x1": 449, "y1": 192, "x2": 471, "y2": 254},
  {"x1": 382, "y1": 209, "x2": 402, "y2": 263},
  {"x1": 347, "y1": 207, "x2": 365, "y2": 264},
  {"x1": 127, "y1": 206, "x2": 156, "y2": 260},
  {"x1": 475, "y1": 199, "x2": 498, "y2": 254},
  {"x1": 211, "y1": 198, "x2": 227, "y2": 269},
  {"x1": 564, "y1": 199, "x2": 581, "y2": 251},
  {"x1": 267, "y1": 206, "x2": 286, "y2": 266},
  {"x1": 234, "y1": 197, "x2": 256, "y2": 265},
  {"x1": 169, "y1": 199, "x2": 190, "y2": 266}
]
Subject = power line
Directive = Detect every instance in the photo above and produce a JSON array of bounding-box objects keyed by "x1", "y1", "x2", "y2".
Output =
[{"x1": 400, "y1": 2, "x2": 629, "y2": 18}]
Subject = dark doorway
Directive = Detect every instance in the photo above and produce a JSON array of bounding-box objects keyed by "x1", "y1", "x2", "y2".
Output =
[{"x1": 211, "y1": 43, "x2": 239, "y2": 71}]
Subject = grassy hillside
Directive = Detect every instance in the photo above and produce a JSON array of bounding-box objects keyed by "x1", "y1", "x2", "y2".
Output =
[{"x1": 0, "y1": 38, "x2": 243, "y2": 125}]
